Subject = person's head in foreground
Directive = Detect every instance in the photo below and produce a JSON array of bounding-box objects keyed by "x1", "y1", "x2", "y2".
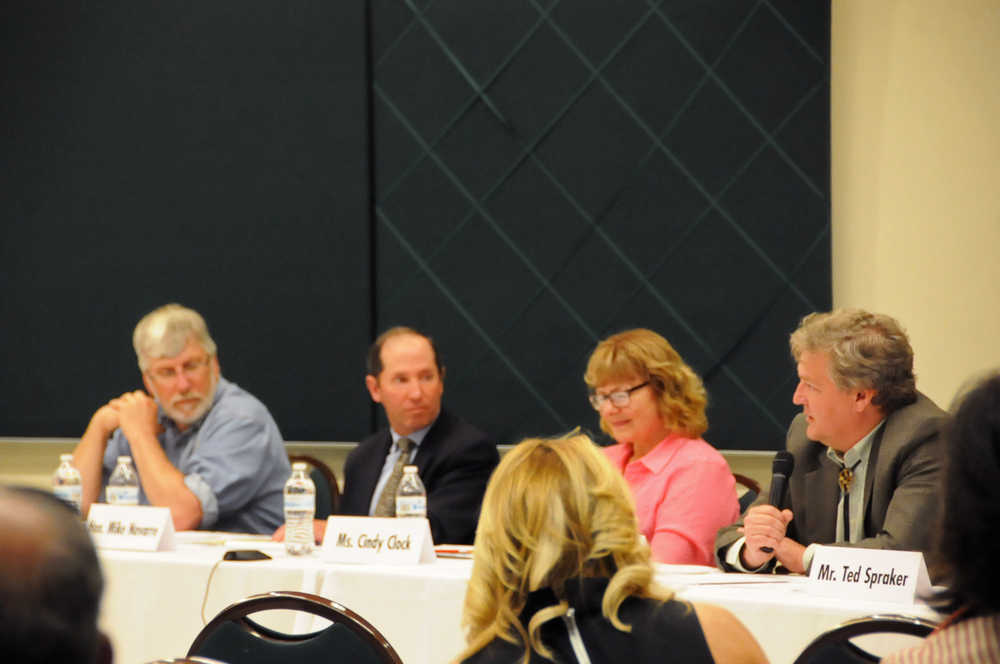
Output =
[
  {"x1": 881, "y1": 371, "x2": 1000, "y2": 663},
  {"x1": 458, "y1": 434, "x2": 767, "y2": 664},
  {"x1": 939, "y1": 370, "x2": 1000, "y2": 616},
  {"x1": 0, "y1": 486, "x2": 112, "y2": 664}
]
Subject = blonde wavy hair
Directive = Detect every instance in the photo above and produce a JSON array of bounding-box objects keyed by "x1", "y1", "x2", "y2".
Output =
[
  {"x1": 458, "y1": 434, "x2": 673, "y2": 664},
  {"x1": 584, "y1": 328, "x2": 708, "y2": 437}
]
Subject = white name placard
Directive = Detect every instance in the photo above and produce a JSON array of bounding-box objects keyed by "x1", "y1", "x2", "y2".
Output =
[
  {"x1": 86, "y1": 504, "x2": 176, "y2": 552},
  {"x1": 809, "y1": 545, "x2": 930, "y2": 604},
  {"x1": 320, "y1": 516, "x2": 436, "y2": 565}
]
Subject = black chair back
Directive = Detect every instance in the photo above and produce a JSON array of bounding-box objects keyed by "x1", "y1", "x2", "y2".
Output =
[
  {"x1": 793, "y1": 614, "x2": 937, "y2": 664},
  {"x1": 288, "y1": 455, "x2": 340, "y2": 519},
  {"x1": 733, "y1": 473, "x2": 761, "y2": 513},
  {"x1": 189, "y1": 591, "x2": 402, "y2": 664}
]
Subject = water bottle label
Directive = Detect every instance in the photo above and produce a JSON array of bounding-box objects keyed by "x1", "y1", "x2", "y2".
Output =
[
  {"x1": 284, "y1": 494, "x2": 315, "y2": 512},
  {"x1": 54, "y1": 485, "x2": 82, "y2": 505},
  {"x1": 106, "y1": 486, "x2": 139, "y2": 505},
  {"x1": 395, "y1": 495, "x2": 426, "y2": 517}
]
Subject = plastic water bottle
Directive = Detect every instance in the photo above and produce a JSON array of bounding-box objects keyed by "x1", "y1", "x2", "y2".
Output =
[
  {"x1": 395, "y1": 465, "x2": 426, "y2": 518},
  {"x1": 284, "y1": 462, "x2": 315, "y2": 555},
  {"x1": 106, "y1": 456, "x2": 139, "y2": 505},
  {"x1": 53, "y1": 454, "x2": 83, "y2": 514}
]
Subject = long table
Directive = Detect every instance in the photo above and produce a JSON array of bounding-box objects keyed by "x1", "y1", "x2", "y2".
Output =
[{"x1": 98, "y1": 537, "x2": 941, "y2": 664}]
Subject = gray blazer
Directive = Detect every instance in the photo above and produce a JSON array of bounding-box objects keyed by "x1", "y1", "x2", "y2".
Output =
[{"x1": 716, "y1": 393, "x2": 947, "y2": 572}]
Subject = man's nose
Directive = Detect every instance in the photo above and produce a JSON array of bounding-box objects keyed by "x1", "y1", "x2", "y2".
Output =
[
  {"x1": 176, "y1": 371, "x2": 193, "y2": 392},
  {"x1": 792, "y1": 382, "x2": 805, "y2": 405}
]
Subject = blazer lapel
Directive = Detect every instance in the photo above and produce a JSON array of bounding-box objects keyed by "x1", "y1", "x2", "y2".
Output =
[
  {"x1": 862, "y1": 423, "x2": 887, "y2": 536},
  {"x1": 411, "y1": 410, "x2": 447, "y2": 473},
  {"x1": 359, "y1": 431, "x2": 394, "y2": 506},
  {"x1": 805, "y1": 458, "x2": 840, "y2": 543}
]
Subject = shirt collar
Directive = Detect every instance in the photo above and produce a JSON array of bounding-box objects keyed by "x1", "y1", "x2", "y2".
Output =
[
  {"x1": 827, "y1": 418, "x2": 884, "y2": 468},
  {"x1": 521, "y1": 577, "x2": 610, "y2": 622},
  {"x1": 390, "y1": 417, "x2": 435, "y2": 450},
  {"x1": 628, "y1": 433, "x2": 687, "y2": 473}
]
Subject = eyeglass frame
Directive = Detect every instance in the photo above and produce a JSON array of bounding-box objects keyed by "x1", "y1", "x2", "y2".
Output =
[
  {"x1": 588, "y1": 381, "x2": 651, "y2": 410},
  {"x1": 145, "y1": 355, "x2": 213, "y2": 383}
]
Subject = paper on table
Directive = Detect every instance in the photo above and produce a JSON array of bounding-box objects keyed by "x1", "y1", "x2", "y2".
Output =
[
  {"x1": 174, "y1": 530, "x2": 273, "y2": 546},
  {"x1": 658, "y1": 571, "x2": 804, "y2": 585},
  {"x1": 655, "y1": 564, "x2": 716, "y2": 575}
]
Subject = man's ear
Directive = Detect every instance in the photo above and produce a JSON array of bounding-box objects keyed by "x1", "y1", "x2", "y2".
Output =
[
  {"x1": 853, "y1": 388, "x2": 876, "y2": 412},
  {"x1": 365, "y1": 374, "x2": 381, "y2": 403},
  {"x1": 439, "y1": 366, "x2": 446, "y2": 382},
  {"x1": 211, "y1": 354, "x2": 221, "y2": 378},
  {"x1": 142, "y1": 371, "x2": 154, "y2": 396}
]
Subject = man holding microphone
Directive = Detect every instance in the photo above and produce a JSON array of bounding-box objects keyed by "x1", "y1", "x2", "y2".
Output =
[{"x1": 716, "y1": 309, "x2": 947, "y2": 575}]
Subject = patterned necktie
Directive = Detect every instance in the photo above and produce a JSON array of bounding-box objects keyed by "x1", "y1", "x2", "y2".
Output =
[
  {"x1": 373, "y1": 437, "x2": 414, "y2": 517},
  {"x1": 837, "y1": 459, "x2": 862, "y2": 542}
]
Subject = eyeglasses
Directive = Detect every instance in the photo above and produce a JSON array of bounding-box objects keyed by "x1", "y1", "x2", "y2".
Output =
[
  {"x1": 147, "y1": 356, "x2": 211, "y2": 382},
  {"x1": 588, "y1": 381, "x2": 650, "y2": 410}
]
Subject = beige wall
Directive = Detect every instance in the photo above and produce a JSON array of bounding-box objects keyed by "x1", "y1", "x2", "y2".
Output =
[
  {"x1": 832, "y1": 1, "x2": 1000, "y2": 408},
  {"x1": 0, "y1": 438, "x2": 356, "y2": 493}
]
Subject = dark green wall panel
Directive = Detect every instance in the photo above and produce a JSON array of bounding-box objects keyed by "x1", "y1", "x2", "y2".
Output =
[
  {"x1": 1, "y1": 1, "x2": 371, "y2": 440},
  {"x1": 372, "y1": 0, "x2": 831, "y2": 449},
  {"x1": 2, "y1": 1, "x2": 830, "y2": 451}
]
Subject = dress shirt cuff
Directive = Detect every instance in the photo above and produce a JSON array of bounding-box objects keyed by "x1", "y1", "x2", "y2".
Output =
[
  {"x1": 801, "y1": 543, "x2": 817, "y2": 573},
  {"x1": 724, "y1": 536, "x2": 771, "y2": 573},
  {"x1": 184, "y1": 473, "x2": 217, "y2": 529}
]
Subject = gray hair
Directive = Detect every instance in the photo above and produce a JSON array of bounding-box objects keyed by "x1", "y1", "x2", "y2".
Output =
[
  {"x1": 133, "y1": 303, "x2": 217, "y2": 371},
  {"x1": 790, "y1": 308, "x2": 917, "y2": 414}
]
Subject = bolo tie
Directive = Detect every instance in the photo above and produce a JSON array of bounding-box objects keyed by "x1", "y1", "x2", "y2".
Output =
[{"x1": 837, "y1": 460, "x2": 861, "y2": 542}]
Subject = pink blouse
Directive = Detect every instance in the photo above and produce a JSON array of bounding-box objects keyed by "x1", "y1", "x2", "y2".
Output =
[{"x1": 604, "y1": 434, "x2": 739, "y2": 566}]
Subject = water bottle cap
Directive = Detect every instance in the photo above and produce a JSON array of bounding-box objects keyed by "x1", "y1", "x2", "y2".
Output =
[
  {"x1": 292, "y1": 462, "x2": 308, "y2": 471},
  {"x1": 403, "y1": 465, "x2": 418, "y2": 472},
  {"x1": 116, "y1": 456, "x2": 133, "y2": 464},
  {"x1": 60, "y1": 453, "x2": 73, "y2": 462}
]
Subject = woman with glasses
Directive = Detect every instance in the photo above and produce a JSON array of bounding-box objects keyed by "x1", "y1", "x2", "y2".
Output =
[
  {"x1": 457, "y1": 434, "x2": 767, "y2": 664},
  {"x1": 584, "y1": 329, "x2": 739, "y2": 566}
]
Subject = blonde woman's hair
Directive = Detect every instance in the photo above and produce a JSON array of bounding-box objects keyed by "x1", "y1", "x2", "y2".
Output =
[
  {"x1": 132, "y1": 303, "x2": 217, "y2": 371},
  {"x1": 458, "y1": 434, "x2": 673, "y2": 664},
  {"x1": 584, "y1": 328, "x2": 708, "y2": 437}
]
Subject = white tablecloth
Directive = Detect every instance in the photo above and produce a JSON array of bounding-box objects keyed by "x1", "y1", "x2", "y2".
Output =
[{"x1": 98, "y1": 538, "x2": 941, "y2": 664}]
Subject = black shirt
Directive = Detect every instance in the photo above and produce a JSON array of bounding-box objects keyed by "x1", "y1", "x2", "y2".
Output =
[{"x1": 461, "y1": 577, "x2": 714, "y2": 663}]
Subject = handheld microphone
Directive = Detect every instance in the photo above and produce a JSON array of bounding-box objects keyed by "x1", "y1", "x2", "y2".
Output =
[{"x1": 759, "y1": 450, "x2": 795, "y2": 554}]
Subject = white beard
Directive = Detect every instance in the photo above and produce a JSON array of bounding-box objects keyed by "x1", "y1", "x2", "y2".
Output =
[{"x1": 155, "y1": 372, "x2": 219, "y2": 426}]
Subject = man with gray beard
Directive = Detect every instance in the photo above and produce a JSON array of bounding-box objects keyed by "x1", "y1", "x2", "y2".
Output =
[{"x1": 72, "y1": 303, "x2": 289, "y2": 533}]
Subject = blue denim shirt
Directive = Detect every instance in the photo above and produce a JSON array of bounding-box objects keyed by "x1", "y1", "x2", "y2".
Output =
[{"x1": 102, "y1": 377, "x2": 290, "y2": 534}]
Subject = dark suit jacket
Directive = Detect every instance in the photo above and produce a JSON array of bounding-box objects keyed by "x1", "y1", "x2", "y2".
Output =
[
  {"x1": 339, "y1": 409, "x2": 499, "y2": 545},
  {"x1": 716, "y1": 393, "x2": 947, "y2": 572}
]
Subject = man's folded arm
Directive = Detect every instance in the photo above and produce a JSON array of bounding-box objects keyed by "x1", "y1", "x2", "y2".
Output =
[
  {"x1": 73, "y1": 405, "x2": 120, "y2": 516},
  {"x1": 127, "y1": 429, "x2": 204, "y2": 530}
]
